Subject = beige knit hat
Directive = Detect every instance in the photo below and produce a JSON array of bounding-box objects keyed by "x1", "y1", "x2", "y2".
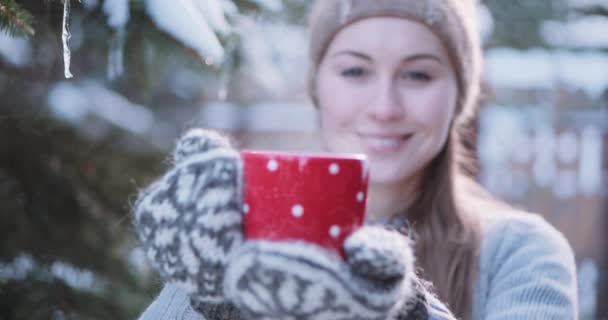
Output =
[{"x1": 308, "y1": 0, "x2": 483, "y2": 119}]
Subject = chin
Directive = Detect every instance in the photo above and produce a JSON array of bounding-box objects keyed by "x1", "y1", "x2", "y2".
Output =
[
  {"x1": 370, "y1": 176, "x2": 406, "y2": 186},
  {"x1": 368, "y1": 167, "x2": 411, "y2": 186}
]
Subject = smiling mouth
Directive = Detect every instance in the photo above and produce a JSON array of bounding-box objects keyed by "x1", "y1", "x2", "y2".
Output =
[{"x1": 358, "y1": 133, "x2": 413, "y2": 152}]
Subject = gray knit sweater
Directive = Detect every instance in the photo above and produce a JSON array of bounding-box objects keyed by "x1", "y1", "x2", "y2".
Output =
[{"x1": 137, "y1": 210, "x2": 578, "y2": 319}]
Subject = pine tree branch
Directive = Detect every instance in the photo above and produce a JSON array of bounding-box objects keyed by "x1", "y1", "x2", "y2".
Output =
[
  {"x1": 0, "y1": 0, "x2": 35, "y2": 36},
  {"x1": 575, "y1": 5, "x2": 608, "y2": 17}
]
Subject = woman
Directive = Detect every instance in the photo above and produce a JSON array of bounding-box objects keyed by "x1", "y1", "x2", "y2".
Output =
[{"x1": 133, "y1": 0, "x2": 578, "y2": 319}]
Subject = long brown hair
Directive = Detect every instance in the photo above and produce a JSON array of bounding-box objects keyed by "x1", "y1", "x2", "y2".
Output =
[{"x1": 408, "y1": 101, "x2": 505, "y2": 319}]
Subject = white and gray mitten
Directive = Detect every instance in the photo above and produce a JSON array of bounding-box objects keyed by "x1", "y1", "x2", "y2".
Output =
[
  {"x1": 132, "y1": 129, "x2": 244, "y2": 319},
  {"x1": 224, "y1": 226, "x2": 430, "y2": 320}
]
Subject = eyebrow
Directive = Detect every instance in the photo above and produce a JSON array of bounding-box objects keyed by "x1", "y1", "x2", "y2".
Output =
[
  {"x1": 331, "y1": 50, "x2": 372, "y2": 61},
  {"x1": 330, "y1": 50, "x2": 443, "y2": 64}
]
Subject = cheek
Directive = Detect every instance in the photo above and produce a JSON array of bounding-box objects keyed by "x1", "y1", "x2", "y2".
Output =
[
  {"x1": 316, "y1": 74, "x2": 359, "y2": 132},
  {"x1": 409, "y1": 84, "x2": 457, "y2": 142}
]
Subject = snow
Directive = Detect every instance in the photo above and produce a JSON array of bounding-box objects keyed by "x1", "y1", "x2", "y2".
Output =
[
  {"x1": 51, "y1": 261, "x2": 99, "y2": 292},
  {"x1": 0, "y1": 254, "x2": 34, "y2": 280},
  {"x1": 0, "y1": 32, "x2": 32, "y2": 66},
  {"x1": 541, "y1": 17, "x2": 608, "y2": 48},
  {"x1": 485, "y1": 48, "x2": 608, "y2": 99},
  {"x1": 478, "y1": 105, "x2": 605, "y2": 198},
  {"x1": 578, "y1": 258, "x2": 599, "y2": 319},
  {"x1": 103, "y1": 0, "x2": 130, "y2": 30},
  {"x1": 128, "y1": 247, "x2": 151, "y2": 273},
  {"x1": 556, "y1": 130, "x2": 579, "y2": 164},
  {"x1": 145, "y1": 0, "x2": 224, "y2": 64},
  {"x1": 220, "y1": 0, "x2": 239, "y2": 18},
  {"x1": 47, "y1": 81, "x2": 154, "y2": 134},
  {"x1": 248, "y1": 0, "x2": 283, "y2": 12},
  {"x1": 578, "y1": 125, "x2": 603, "y2": 196},
  {"x1": 553, "y1": 51, "x2": 608, "y2": 98},
  {"x1": 168, "y1": 68, "x2": 205, "y2": 100},
  {"x1": 238, "y1": 20, "x2": 287, "y2": 95},
  {"x1": 237, "y1": 19, "x2": 308, "y2": 96},
  {"x1": 0, "y1": 254, "x2": 105, "y2": 293},
  {"x1": 48, "y1": 82, "x2": 89, "y2": 122},
  {"x1": 485, "y1": 48, "x2": 555, "y2": 90},
  {"x1": 553, "y1": 169, "x2": 579, "y2": 200},
  {"x1": 192, "y1": 0, "x2": 231, "y2": 35},
  {"x1": 477, "y1": 107, "x2": 530, "y2": 165},
  {"x1": 566, "y1": 0, "x2": 608, "y2": 8}
]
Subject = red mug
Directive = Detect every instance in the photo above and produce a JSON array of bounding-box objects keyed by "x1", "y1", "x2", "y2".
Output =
[{"x1": 241, "y1": 150, "x2": 369, "y2": 259}]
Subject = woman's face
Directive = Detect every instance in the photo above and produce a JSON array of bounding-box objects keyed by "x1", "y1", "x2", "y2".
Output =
[{"x1": 316, "y1": 17, "x2": 458, "y2": 186}]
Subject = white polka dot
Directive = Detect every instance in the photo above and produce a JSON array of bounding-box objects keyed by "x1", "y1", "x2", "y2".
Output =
[
  {"x1": 267, "y1": 160, "x2": 279, "y2": 172},
  {"x1": 328, "y1": 163, "x2": 340, "y2": 175},
  {"x1": 356, "y1": 191, "x2": 365, "y2": 202},
  {"x1": 291, "y1": 204, "x2": 304, "y2": 218},
  {"x1": 329, "y1": 225, "x2": 341, "y2": 238},
  {"x1": 243, "y1": 203, "x2": 249, "y2": 214}
]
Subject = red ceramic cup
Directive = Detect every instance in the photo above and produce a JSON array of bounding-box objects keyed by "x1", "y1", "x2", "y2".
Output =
[{"x1": 241, "y1": 150, "x2": 370, "y2": 259}]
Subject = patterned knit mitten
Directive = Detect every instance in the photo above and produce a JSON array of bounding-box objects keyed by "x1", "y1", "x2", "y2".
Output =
[
  {"x1": 132, "y1": 129, "x2": 244, "y2": 319},
  {"x1": 224, "y1": 225, "x2": 429, "y2": 320}
]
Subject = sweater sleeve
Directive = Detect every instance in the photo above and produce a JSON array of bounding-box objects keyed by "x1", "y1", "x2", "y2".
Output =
[
  {"x1": 141, "y1": 282, "x2": 457, "y2": 320},
  {"x1": 480, "y1": 214, "x2": 578, "y2": 319},
  {"x1": 425, "y1": 291, "x2": 458, "y2": 320},
  {"x1": 138, "y1": 283, "x2": 204, "y2": 320}
]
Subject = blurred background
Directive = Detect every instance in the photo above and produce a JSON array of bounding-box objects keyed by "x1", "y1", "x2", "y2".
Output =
[{"x1": 0, "y1": 0, "x2": 606, "y2": 319}]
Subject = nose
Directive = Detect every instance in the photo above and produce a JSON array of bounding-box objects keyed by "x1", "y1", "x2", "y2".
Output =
[{"x1": 367, "y1": 78, "x2": 405, "y2": 121}]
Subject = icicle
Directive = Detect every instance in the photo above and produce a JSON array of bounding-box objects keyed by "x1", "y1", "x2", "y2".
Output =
[
  {"x1": 103, "y1": 0, "x2": 130, "y2": 80},
  {"x1": 217, "y1": 40, "x2": 237, "y2": 101},
  {"x1": 217, "y1": 59, "x2": 230, "y2": 101},
  {"x1": 217, "y1": 81, "x2": 228, "y2": 101},
  {"x1": 62, "y1": 0, "x2": 74, "y2": 78},
  {"x1": 107, "y1": 30, "x2": 125, "y2": 80}
]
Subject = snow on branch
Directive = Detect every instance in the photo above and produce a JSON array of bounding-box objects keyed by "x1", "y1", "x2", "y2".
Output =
[{"x1": 145, "y1": 0, "x2": 225, "y2": 65}]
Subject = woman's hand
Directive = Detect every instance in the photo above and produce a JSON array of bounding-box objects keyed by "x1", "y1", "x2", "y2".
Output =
[
  {"x1": 133, "y1": 128, "x2": 432, "y2": 320},
  {"x1": 224, "y1": 226, "x2": 428, "y2": 320},
  {"x1": 132, "y1": 129, "x2": 244, "y2": 319}
]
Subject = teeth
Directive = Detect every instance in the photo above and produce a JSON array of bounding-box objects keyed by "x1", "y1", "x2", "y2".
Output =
[{"x1": 362, "y1": 137, "x2": 403, "y2": 148}]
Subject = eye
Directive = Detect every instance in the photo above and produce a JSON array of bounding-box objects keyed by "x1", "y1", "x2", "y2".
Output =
[
  {"x1": 341, "y1": 67, "x2": 367, "y2": 77},
  {"x1": 402, "y1": 71, "x2": 432, "y2": 82}
]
